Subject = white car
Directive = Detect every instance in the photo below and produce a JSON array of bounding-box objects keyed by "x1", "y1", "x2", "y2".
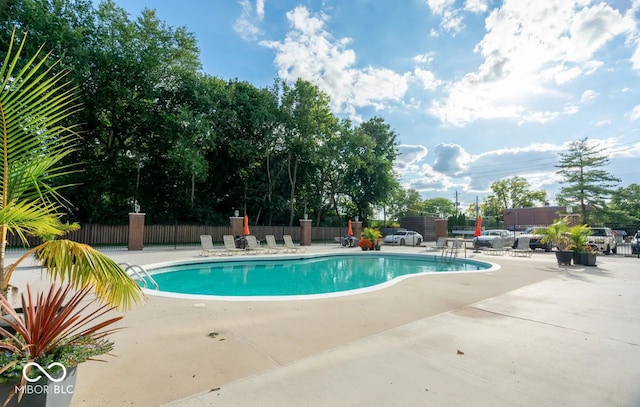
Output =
[
  {"x1": 383, "y1": 230, "x2": 423, "y2": 246},
  {"x1": 587, "y1": 227, "x2": 617, "y2": 254}
]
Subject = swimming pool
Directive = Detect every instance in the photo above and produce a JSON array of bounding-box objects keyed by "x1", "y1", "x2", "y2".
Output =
[{"x1": 143, "y1": 253, "x2": 497, "y2": 301}]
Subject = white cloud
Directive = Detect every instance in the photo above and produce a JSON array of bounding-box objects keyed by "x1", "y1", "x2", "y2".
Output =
[
  {"x1": 395, "y1": 144, "x2": 429, "y2": 174},
  {"x1": 432, "y1": 144, "x2": 472, "y2": 175},
  {"x1": 581, "y1": 89, "x2": 598, "y2": 104},
  {"x1": 414, "y1": 68, "x2": 441, "y2": 90},
  {"x1": 412, "y1": 52, "x2": 435, "y2": 65},
  {"x1": 464, "y1": 0, "x2": 489, "y2": 13},
  {"x1": 430, "y1": 1, "x2": 637, "y2": 126},
  {"x1": 260, "y1": 6, "x2": 411, "y2": 116},
  {"x1": 234, "y1": 0, "x2": 266, "y2": 40},
  {"x1": 626, "y1": 105, "x2": 640, "y2": 121},
  {"x1": 426, "y1": 0, "x2": 455, "y2": 16}
]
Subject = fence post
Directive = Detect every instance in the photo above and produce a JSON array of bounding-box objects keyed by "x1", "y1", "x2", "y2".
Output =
[
  {"x1": 300, "y1": 218, "x2": 312, "y2": 246},
  {"x1": 128, "y1": 212, "x2": 145, "y2": 251}
]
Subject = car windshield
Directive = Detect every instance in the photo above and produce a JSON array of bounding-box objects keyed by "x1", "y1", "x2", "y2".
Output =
[{"x1": 591, "y1": 229, "x2": 606, "y2": 236}]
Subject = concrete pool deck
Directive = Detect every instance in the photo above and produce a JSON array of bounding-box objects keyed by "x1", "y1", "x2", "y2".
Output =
[{"x1": 9, "y1": 243, "x2": 639, "y2": 406}]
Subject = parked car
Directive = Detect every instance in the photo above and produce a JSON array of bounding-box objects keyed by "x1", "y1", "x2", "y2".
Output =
[
  {"x1": 472, "y1": 229, "x2": 514, "y2": 249},
  {"x1": 515, "y1": 227, "x2": 552, "y2": 251},
  {"x1": 383, "y1": 230, "x2": 423, "y2": 246},
  {"x1": 587, "y1": 227, "x2": 617, "y2": 254},
  {"x1": 631, "y1": 231, "x2": 640, "y2": 254}
]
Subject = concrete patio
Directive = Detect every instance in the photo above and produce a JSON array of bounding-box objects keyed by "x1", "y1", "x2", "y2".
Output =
[{"x1": 9, "y1": 244, "x2": 639, "y2": 406}]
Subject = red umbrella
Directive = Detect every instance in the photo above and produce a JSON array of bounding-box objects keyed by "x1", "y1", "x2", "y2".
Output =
[
  {"x1": 243, "y1": 215, "x2": 250, "y2": 236},
  {"x1": 347, "y1": 219, "x2": 353, "y2": 236},
  {"x1": 474, "y1": 216, "x2": 483, "y2": 237}
]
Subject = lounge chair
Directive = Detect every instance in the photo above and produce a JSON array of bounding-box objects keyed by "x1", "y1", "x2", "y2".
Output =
[
  {"x1": 265, "y1": 235, "x2": 289, "y2": 253},
  {"x1": 510, "y1": 236, "x2": 532, "y2": 257},
  {"x1": 283, "y1": 235, "x2": 305, "y2": 253},
  {"x1": 199, "y1": 235, "x2": 227, "y2": 257},
  {"x1": 244, "y1": 235, "x2": 271, "y2": 254},
  {"x1": 223, "y1": 235, "x2": 247, "y2": 255},
  {"x1": 425, "y1": 237, "x2": 447, "y2": 252},
  {"x1": 482, "y1": 237, "x2": 508, "y2": 255}
]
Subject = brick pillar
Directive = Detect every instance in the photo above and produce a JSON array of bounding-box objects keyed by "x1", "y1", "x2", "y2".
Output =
[
  {"x1": 352, "y1": 221, "x2": 363, "y2": 239},
  {"x1": 128, "y1": 213, "x2": 145, "y2": 251},
  {"x1": 230, "y1": 216, "x2": 243, "y2": 238},
  {"x1": 300, "y1": 219, "x2": 312, "y2": 246},
  {"x1": 435, "y1": 219, "x2": 448, "y2": 241}
]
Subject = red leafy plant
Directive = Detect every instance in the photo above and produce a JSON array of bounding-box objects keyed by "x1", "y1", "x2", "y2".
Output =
[{"x1": 0, "y1": 283, "x2": 123, "y2": 405}]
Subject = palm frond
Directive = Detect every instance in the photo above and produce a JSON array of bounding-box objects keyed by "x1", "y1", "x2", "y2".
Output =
[{"x1": 30, "y1": 240, "x2": 144, "y2": 310}]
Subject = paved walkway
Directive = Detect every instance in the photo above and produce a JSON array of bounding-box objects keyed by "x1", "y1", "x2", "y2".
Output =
[{"x1": 9, "y1": 244, "x2": 636, "y2": 406}]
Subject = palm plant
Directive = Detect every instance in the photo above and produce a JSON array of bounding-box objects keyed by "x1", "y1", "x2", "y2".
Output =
[
  {"x1": 0, "y1": 29, "x2": 142, "y2": 310},
  {"x1": 536, "y1": 217, "x2": 570, "y2": 251}
]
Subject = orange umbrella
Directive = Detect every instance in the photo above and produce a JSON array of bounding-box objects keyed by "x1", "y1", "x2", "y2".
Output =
[
  {"x1": 347, "y1": 219, "x2": 353, "y2": 236},
  {"x1": 243, "y1": 215, "x2": 250, "y2": 236},
  {"x1": 474, "y1": 216, "x2": 482, "y2": 237}
]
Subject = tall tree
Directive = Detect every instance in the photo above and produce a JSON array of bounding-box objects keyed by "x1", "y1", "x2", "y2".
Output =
[
  {"x1": 343, "y1": 117, "x2": 399, "y2": 222},
  {"x1": 278, "y1": 79, "x2": 337, "y2": 225},
  {"x1": 608, "y1": 183, "x2": 640, "y2": 224},
  {"x1": 556, "y1": 138, "x2": 620, "y2": 223}
]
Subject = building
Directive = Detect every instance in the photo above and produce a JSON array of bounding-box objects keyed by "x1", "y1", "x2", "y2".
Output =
[{"x1": 503, "y1": 206, "x2": 569, "y2": 230}]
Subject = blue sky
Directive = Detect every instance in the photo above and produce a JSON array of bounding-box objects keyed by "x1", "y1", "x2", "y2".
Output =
[{"x1": 103, "y1": 0, "x2": 640, "y2": 211}]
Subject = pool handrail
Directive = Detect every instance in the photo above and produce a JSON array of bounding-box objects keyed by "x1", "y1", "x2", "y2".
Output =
[{"x1": 119, "y1": 262, "x2": 159, "y2": 290}]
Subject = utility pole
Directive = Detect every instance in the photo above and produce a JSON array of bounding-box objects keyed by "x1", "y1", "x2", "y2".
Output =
[{"x1": 454, "y1": 190, "x2": 460, "y2": 214}]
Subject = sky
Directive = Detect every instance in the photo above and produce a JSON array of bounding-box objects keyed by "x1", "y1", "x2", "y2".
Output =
[{"x1": 101, "y1": 0, "x2": 640, "y2": 212}]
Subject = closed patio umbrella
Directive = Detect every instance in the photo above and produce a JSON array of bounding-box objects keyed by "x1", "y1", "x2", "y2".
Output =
[
  {"x1": 474, "y1": 216, "x2": 482, "y2": 237},
  {"x1": 347, "y1": 219, "x2": 353, "y2": 236},
  {"x1": 243, "y1": 215, "x2": 250, "y2": 236}
]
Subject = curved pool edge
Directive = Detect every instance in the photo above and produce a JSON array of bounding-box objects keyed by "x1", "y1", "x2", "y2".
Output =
[{"x1": 140, "y1": 252, "x2": 501, "y2": 302}]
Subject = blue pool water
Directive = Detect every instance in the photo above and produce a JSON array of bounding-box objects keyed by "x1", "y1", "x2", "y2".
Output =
[{"x1": 146, "y1": 253, "x2": 493, "y2": 299}]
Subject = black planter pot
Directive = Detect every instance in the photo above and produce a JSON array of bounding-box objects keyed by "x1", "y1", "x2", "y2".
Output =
[
  {"x1": 581, "y1": 253, "x2": 597, "y2": 266},
  {"x1": 572, "y1": 251, "x2": 583, "y2": 265},
  {"x1": 555, "y1": 250, "x2": 573, "y2": 265}
]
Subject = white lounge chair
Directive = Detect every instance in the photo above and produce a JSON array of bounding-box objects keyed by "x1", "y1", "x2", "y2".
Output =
[
  {"x1": 283, "y1": 235, "x2": 305, "y2": 253},
  {"x1": 425, "y1": 237, "x2": 447, "y2": 252},
  {"x1": 244, "y1": 235, "x2": 271, "y2": 254},
  {"x1": 510, "y1": 236, "x2": 532, "y2": 257},
  {"x1": 223, "y1": 235, "x2": 247, "y2": 255},
  {"x1": 265, "y1": 235, "x2": 289, "y2": 253},
  {"x1": 199, "y1": 235, "x2": 227, "y2": 257},
  {"x1": 482, "y1": 237, "x2": 508, "y2": 255}
]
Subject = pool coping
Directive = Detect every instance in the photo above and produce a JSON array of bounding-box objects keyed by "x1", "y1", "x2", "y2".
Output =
[{"x1": 140, "y1": 251, "x2": 501, "y2": 302}]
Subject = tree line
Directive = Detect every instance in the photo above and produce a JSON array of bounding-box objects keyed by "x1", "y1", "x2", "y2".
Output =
[{"x1": 1, "y1": 0, "x2": 398, "y2": 226}]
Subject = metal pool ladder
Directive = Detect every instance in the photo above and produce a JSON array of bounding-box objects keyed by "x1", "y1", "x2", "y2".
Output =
[{"x1": 119, "y1": 262, "x2": 159, "y2": 290}]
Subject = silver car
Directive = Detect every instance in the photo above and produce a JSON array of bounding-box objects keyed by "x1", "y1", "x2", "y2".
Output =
[
  {"x1": 383, "y1": 230, "x2": 423, "y2": 246},
  {"x1": 473, "y1": 229, "x2": 514, "y2": 249}
]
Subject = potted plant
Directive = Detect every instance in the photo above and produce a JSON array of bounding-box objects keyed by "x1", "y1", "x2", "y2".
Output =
[
  {"x1": 0, "y1": 283, "x2": 123, "y2": 406},
  {"x1": 567, "y1": 224, "x2": 592, "y2": 265},
  {"x1": 358, "y1": 239, "x2": 372, "y2": 251},
  {"x1": 359, "y1": 228, "x2": 382, "y2": 251},
  {"x1": 536, "y1": 218, "x2": 572, "y2": 265}
]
